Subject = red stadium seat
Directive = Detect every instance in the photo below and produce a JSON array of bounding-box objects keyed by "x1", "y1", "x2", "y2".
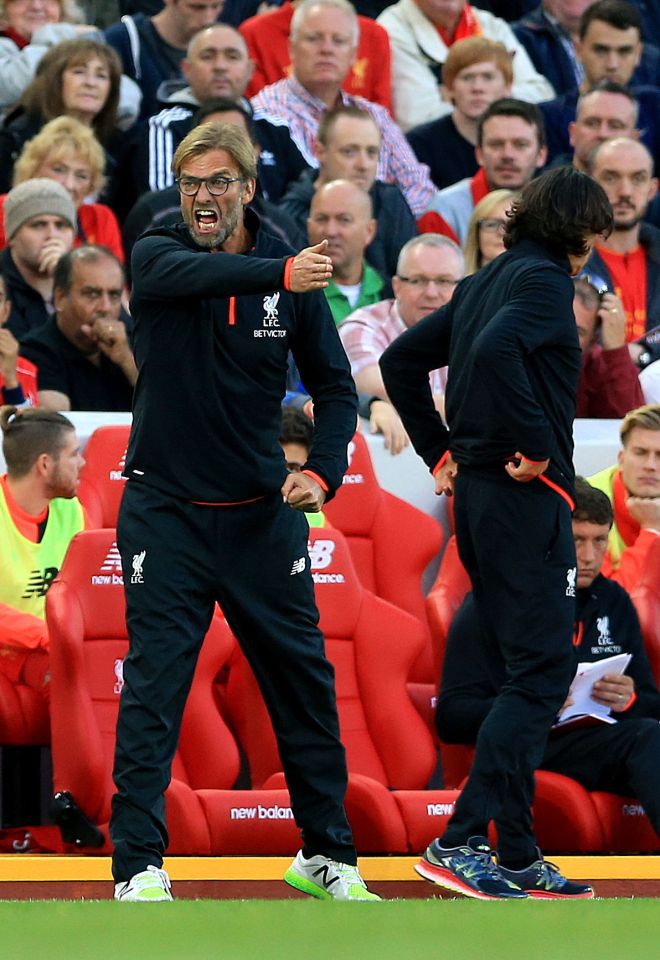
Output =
[
  {"x1": 590, "y1": 791, "x2": 660, "y2": 852},
  {"x1": 425, "y1": 535, "x2": 471, "y2": 679},
  {"x1": 323, "y1": 432, "x2": 443, "y2": 683},
  {"x1": 630, "y1": 536, "x2": 660, "y2": 687},
  {"x1": 533, "y1": 771, "x2": 605, "y2": 852},
  {"x1": 0, "y1": 673, "x2": 49, "y2": 746},
  {"x1": 226, "y1": 526, "x2": 471, "y2": 853},
  {"x1": 46, "y1": 529, "x2": 300, "y2": 854},
  {"x1": 76, "y1": 426, "x2": 131, "y2": 528}
]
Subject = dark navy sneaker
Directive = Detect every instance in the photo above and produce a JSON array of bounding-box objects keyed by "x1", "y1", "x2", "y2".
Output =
[
  {"x1": 498, "y1": 858, "x2": 594, "y2": 899},
  {"x1": 415, "y1": 836, "x2": 529, "y2": 900}
]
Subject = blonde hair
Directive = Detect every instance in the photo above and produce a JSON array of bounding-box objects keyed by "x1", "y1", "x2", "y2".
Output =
[
  {"x1": 463, "y1": 189, "x2": 516, "y2": 275},
  {"x1": 13, "y1": 116, "x2": 106, "y2": 196},
  {"x1": 620, "y1": 404, "x2": 660, "y2": 446},
  {"x1": 172, "y1": 122, "x2": 257, "y2": 181}
]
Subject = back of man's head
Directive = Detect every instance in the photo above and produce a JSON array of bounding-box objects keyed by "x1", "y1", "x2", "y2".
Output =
[
  {"x1": 504, "y1": 165, "x2": 613, "y2": 258},
  {"x1": 573, "y1": 475, "x2": 614, "y2": 526},
  {"x1": 1, "y1": 405, "x2": 74, "y2": 478},
  {"x1": 280, "y1": 407, "x2": 314, "y2": 453}
]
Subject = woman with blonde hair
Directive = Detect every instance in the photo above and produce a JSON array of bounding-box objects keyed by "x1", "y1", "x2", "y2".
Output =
[
  {"x1": 0, "y1": 115, "x2": 123, "y2": 258},
  {"x1": 0, "y1": 37, "x2": 123, "y2": 192},
  {"x1": 463, "y1": 188, "x2": 516, "y2": 275}
]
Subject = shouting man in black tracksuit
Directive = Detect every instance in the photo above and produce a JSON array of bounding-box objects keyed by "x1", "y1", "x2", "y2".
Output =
[
  {"x1": 438, "y1": 479, "x2": 660, "y2": 846},
  {"x1": 379, "y1": 166, "x2": 613, "y2": 901},
  {"x1": 111, "y1": 122, "x2": 380, "y2": 902}
]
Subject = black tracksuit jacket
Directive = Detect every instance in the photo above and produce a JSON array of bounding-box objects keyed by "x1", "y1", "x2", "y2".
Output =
[
  {"x1": 126, "y1": 212, "x2": 357, "y2": 503},
  {"x1": 379, "y1": 238, "x2": 581, "y2": 501}
]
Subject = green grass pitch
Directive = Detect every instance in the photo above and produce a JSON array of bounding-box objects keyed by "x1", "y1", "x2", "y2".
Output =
[{"x1": 1, "y1": 899, "x2": 659, "y2": 960}]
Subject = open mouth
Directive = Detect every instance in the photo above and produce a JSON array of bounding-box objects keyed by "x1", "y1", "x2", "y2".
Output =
[{"x1": 194, "y1": 208, "x2": 219, "y2": 232}]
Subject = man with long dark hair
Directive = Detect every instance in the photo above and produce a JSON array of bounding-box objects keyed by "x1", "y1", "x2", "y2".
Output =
[{"x1": 380, "y1": 165, "x2": 613, "y2": 900}]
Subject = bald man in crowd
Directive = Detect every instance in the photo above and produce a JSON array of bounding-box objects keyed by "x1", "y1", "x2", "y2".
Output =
[{"x1": 307, "y1": 180, "x2": 383, "y2": 326}]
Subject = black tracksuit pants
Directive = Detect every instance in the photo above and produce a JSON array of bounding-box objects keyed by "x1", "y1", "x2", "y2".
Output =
[
  {"x1": 110, "y1": 481, "x2": 355, "y2": 882},
  {"x1": 543, "y1": 719, "x2": 660, "y2": 838},
  {"x1": 440, "y1": 468, "x2": 576, "y2": 865}
]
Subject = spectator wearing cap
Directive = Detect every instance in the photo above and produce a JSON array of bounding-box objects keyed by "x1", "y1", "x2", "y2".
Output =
[{"x1": 1, "y1": 178, "x2": 76, "y2": 341}]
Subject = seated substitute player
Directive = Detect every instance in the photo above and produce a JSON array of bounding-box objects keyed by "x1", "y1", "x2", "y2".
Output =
[
  {"x1": 110, "y1": 121, "x2": 380, "y2": 903},
  {"x1": 437, "y1": 479, "x2": 660, "y2": 860},
  {"x1": 0, "y1": 405, "x2": 86, "y2": 697},
  {"x1": 589, "y1": 403, "x2": 660, "y2": 592}
]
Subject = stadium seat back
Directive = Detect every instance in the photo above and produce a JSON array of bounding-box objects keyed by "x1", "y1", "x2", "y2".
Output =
[
  {"x1": 226, "y1": 527, "x2": 438, "y2": 794},
  {"x1": 76, "y1": 425, "x2": 130, "y2": 528},
  {"x1": 590, "y1": 791, "x2": 660, "y2": 852},
  {"x1": 630, "y1": 537, "x2": 660, "y2": 686},
  {"x1": 0, "y1": 674, "x2": 49, "y2": 745},
  {"x1": 47, "y1": 530, "x2": 241, "y2": 827},
  {"x1": 425, "y1": 535, "x2": 471, "y2": 678},
  {"x1": 323, "y1": 433, "x2": 443, "y2": 682}
]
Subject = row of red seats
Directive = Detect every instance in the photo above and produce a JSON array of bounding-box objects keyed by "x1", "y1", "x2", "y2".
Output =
[
  {"x1": 0, "y1": 425, "x2": 441, "y2": 747},
  {"x1": 43, "y1": 525, "x2": 660, "y2": 855},
  {"x1": 4, "y1": 424, "x2": 659, "y2": 853}
]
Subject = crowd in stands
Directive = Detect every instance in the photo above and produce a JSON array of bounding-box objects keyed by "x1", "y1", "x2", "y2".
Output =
[{"x1": 0, "y1": 0, "x2": 658, "y2": 847}]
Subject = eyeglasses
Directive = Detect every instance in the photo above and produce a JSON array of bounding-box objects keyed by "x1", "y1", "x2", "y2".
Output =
[
  {"x1": 397, "y1": 276, "x2": 459, "y2": 290},
  {"x1": 175, "y1": 175, "x2": 242, "y2": 196},
  {"x1": 478, "y1": 218, "x2": 508, "y2": 233}
]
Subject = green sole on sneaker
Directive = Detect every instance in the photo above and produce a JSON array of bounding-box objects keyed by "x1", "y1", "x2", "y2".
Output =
[{"x1": 284, "y1": 867, "x2": 333, "y2": 900}]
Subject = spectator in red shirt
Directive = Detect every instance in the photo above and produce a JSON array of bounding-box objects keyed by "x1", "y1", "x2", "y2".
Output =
[
  {"x1": 573, "y1": 276, "x2": 644, "y2": 418},
  {"x1": 240, "y1": 0, "x2": 392, "y2": 111},
  {"x1": 585, "y1": 137, "x2": 659, "y2": 369}
]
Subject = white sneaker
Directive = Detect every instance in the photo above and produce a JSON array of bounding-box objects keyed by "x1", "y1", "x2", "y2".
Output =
[
  {"x1": 284, "y1": 851, "x2": 381, "y2": 901},
  {"x1": 114, "y1": 865, "x2": 173, "y2": 902}
]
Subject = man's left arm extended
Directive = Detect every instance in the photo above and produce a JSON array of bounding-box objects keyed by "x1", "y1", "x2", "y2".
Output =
[{"x1": 288, "y1": 291, "x2": 358, "y2": 502}]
